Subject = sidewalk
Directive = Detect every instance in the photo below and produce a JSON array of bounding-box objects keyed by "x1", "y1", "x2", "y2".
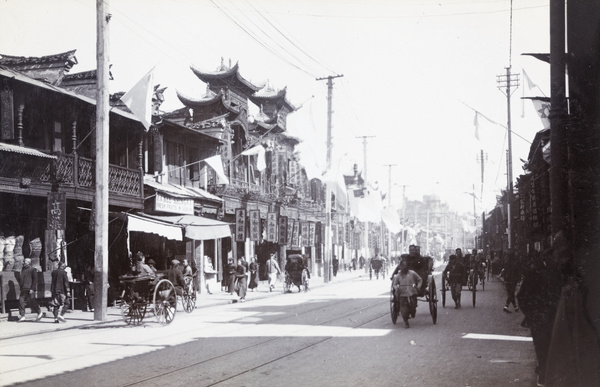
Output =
[{"x1": 0, "y1": 269, "x2": 366, "y2": 341}]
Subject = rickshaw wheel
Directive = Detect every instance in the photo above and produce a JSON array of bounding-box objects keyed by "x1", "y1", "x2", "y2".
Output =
[
  {"x1": 182, "y1": 286, "x2": 196, "y2": 313},
  {"x1": 301, "y1": 270, "x2": 309, "y2": 292},
  {"x1": 121, "y1": 301, "x2": 146, "y2": 326},
  {"x1": 283, "y1": 274, "x2": 292, "y2": 293},
  {"x1": 154, "y1": 279, "x2": 177, "y2": 325},
  {"x1": 429, "y1": 278, "x2": 437, "y2": 324},
  {"x1": 390, "y1": 289, "x2": 399, "y2": 325},
  {"x1": 472, "y1": 280, "x2": 477, "y2": 307}
]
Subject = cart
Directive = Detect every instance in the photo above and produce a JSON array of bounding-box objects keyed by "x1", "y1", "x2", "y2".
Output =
[
  {"x1": 441, "y1": 255, "x2": 477, "y2": 308},
  {"x1": 118, "y1": 273, "x2": 178, "y2": 325},
  {"x1": 389, "y1": 254, "x2": 438, "y2": 325},
  {"x1": 283, "y1": 254, "x2": 310, "y2": 293}
]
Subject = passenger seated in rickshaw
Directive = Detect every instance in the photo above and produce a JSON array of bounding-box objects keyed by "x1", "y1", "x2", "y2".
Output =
[
  {"x1": 392, "y1": 260, "x2": 423, "y2": 328},
  {"x1": 133, "y1": 251, "x2": 156, "y2": 280},
  {"x1": 390, "y1": 245, "x2": 431, "y2": 296},
  {"x1": 166, "y1": 259, "x2": 186, "y2": 296}
]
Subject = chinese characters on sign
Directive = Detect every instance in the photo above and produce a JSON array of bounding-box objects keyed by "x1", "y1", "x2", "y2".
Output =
[
  {"x1": 291, "y1": 220, "x2": 299, "y2": 247},
  {"x1": 47, "y1": 192, "x2": 66, "y2": 230},
  {"x1": 278, "y1": 216, "x2": 288, "y2": 245},
  {"x1": 300, "y1": 222, "x2": 309, "y2": 246},
  {"x1": 235, "y1": 209, "x2": 246, "y2": 242},
  {"x1": 287, "y1": 219, "x2": 295, "y2": 246},
  {"x1": 267, "y1": 212, "x2": 277, "y2": 242},
  {"x1": 249, "y1": 210, "x2": 260, "y2": 241},
  {"x1": 308, "y1": 222, "x2": 316, "y2": 246}
]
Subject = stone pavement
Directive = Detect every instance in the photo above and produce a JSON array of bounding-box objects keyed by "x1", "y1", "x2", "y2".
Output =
[{"x1": 0, "y1": 268, "x2": 367, "y2": 341}]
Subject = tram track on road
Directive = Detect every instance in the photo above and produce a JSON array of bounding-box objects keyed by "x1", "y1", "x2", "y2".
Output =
[{"x1": 118, "y1": 294, "x2": 389, "y2": 387}]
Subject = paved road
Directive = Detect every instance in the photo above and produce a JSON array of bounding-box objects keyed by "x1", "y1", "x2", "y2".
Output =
[{"x1": 1, "y1": 273, "x2": 536, "y2": 387}]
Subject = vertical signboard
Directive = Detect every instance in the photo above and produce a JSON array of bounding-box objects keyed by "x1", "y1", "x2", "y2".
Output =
[
  {"x1": 249, "y1": 210, "x2": 261, "y2": 241},
  {"x1": 300, "y1": 222, "x2": 309, "y2": 246},
  {"x1": 332, "y1": 224, "x2": 338, "y2": 245},
  {"x1": 308, "y1": 222, "x2": 316, "y2": 247},
  {"x1": 287, "y1": 219, "x2": 295, "y2": 246},
  {"x1": 47, "y1": 192, "x2": 66, "y2": 230},
  {"x1": 266, "y1": 212, "x2": 277, "y2": 242},
  {"x1": 291, "y1": 220, "x2": 300, "y2": 247},
  {"x1": 235, "y1": 208, "x2": 246, "y2": 242},
  {"x1": 278, "y1": 216, "x2": 288, "y2": 245},
  {"x1": 338, "y1": 224, "x2": 345, "y2": 246}
]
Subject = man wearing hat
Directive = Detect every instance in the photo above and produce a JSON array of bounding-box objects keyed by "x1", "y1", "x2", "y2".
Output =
[
  {"x1": 18, "y1": 258, "x2": 43, "y2": 322},
  {"x1": 147, "y1": 259, "x2": 158, "y2": 273},
  {"x1": 50, "y1": 262, "x2": 70, "y2": 323}
]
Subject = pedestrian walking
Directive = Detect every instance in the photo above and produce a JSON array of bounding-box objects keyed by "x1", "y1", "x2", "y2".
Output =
[
  {"x1": 266, "y1": 252, "x2": 281, "y2": 292},
  {"x1": 83, "y1": 266, "x2": 95, "y2": 312},
  {"x1": 18, "y1": 258, "x2": 43, "y2": 322},
  {"x1": 236, "y1": 258, "x2": 247, "y2": 302},
  {"x1": 248, "y1": 255, "x2": 259, "y2": 292},
  {"x1": 50, "y1": 262, "x2": 70, "y2": 323},
  {"x1": 501, "y1": 249, "x2": 521, "y2": 313},
  {"x1": 443, "y1": 254, "x2": 464, "y2": 308},
  {"x1": 226, "y1": 258, "x2": 237, "y2": 294},
  {"x1": 392, "y1": 260, "x2": 423, "y2": 328}
]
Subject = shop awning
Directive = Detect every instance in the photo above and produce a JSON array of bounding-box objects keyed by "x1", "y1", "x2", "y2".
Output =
[
  {"x1": 142, "y1": 213, "x2": 232, "y2": 241},
  {"x1": 127, "y1": 213, "x2": 183, "y2": 241},
  {"x1": 144, "y1": 176, "x2": 223, "y2": 202},
  {"x1": 0, "y1": 142, "x2": 57, "y2": 159}
]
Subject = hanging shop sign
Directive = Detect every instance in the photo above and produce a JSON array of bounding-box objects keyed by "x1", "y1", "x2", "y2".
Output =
[
  {"x1": 300, "y1": 222, "x2": 309, "y2": 246},
  {"x1": 235, "y1": 208, "x2": 246, "y2": 242},
  {"x1": 291, "y1": 219, "x2": 300, "y2": 248},
  {"x1": 315, "y1": 222, "x2": 322, "y2": 245},
  {"x1": 332, "y1": 224, "x2": 338, "y2": 245},
  {"x1": 249, "y1": 210, "x2": 261, "y2": 241},
  {"x1": 155, "y1": 192, "x2": 194, "y2": 215},
  {"x1": 278, "y1": 216, "x2": 288, "y2": 245},
  {"x1": 47, "y1": 192, "x2": 66, "y2": 230},
  {"x1": 267, "y1": 212, "x2": 278, "y2": 242},
  {"x1": 308, "y1": 222, "x2": 316, "y2": 247},
  {"x1": 338, "y1": 224, "x2": 345, "y2": 246},
  {"x1": 287, "y1": 219, "x2": 295, "y2": 246}
]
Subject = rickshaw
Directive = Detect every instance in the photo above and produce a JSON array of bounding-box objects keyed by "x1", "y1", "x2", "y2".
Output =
[
  {"x1": 389, "y1": 249, "x2": 438, "y2": 325},
  {"x1": 283, "y1": 254, "x2": 310, "y2": 293},
  {"x1": 118, "y1": 270, "x2": 197, "y2": 325},
  {"x1": 441, "y1": 253, "x2": 477, "y2": 308},
  {"x1": 370, "y1": 257, "x2": 384, "y2": 280}
]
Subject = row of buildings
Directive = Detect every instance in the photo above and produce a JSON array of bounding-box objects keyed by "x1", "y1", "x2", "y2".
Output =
[{"x1": 0, "y1": 50, "x2": 396, "y2": 308}]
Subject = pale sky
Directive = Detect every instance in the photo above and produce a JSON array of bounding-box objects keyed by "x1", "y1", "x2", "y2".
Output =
[{"x1": 0, "y1": 0, "x2": 551, "y2": 217}]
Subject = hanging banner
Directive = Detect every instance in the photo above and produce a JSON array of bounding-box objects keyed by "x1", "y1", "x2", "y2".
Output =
[
  {"x1": 315, "y1": 222, "x2": 322, "y2": 245},
  {"x1": 300, "y1": 222, "x2": 309, "y2": 246},
  {"x1": 267, "y1": 212, "x2": 277, "y2": 242},
  {"x1": 332, "y1": 224, "x2": 338, "y2": 245},
  {"x1": 308, "y1": 222, "x2": 316, "y2": 247},
  {"x1": 287, "y1": 219, "x2": 295, "y2": 246},
  {"x1": 249, "y1": 210, "x2": 260, "y2": 241},
  {"x1": 235, "y1": 208, "x2": 246, "y2": 242},
  {"x1": 278, "y1": 216, "x2": 288, "y2": 245},
  {"x1": 291, "y1": 220, "x2": 300, "y2": 248},
  {"x1": 47, "y1": 192, "x2": 66, "y2": 230}
]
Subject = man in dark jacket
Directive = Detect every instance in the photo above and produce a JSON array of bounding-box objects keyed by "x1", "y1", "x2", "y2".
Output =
[
  {"x1": 51, "y1": 262, "x2": 70, "y2": 323},
  {"x1": 18, "y1": 258, "x2": 43, "y2": 322},
  {"x1": 443, "y1": 254, "x2": 464, "y2": 308},
  {"x1": 166, "y1": 259, "x2": 186, "y2": 296}
]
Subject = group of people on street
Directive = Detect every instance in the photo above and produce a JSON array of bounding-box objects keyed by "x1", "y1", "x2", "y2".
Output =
[{"x1": 226, "y1": 255, "x2": 261, "y2": 302}]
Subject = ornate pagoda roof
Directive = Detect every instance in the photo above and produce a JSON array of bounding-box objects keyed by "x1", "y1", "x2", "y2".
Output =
[
  {"x1": 250, "y1": 85, "x2": 296, "y2": 113},
  {"x1": 190, "y1": 60, "x2": 263, "y2": 96},
  {"x1": 176, "y1": 90, "x2": 240, "y2": 115},
  {"x1": 0, "y1": 50, "x2": 78, "y2": 86}
]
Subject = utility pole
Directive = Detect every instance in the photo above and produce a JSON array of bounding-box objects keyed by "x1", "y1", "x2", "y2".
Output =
[
  {"x1": 94, "y1": 0, "x2": 110, "y2": 321},
  {"x1": 497, "y1": 67, "x2": 519, "y2": 249},
  {"x1": 384, "y1": 164, "x2": 396, "y2": 257},
  {"x1": 356, "y1": 135, "x2": 374, "y2": 259},
  {"x1": 317, "y1": 74, "x2": 343, "y2": 283},
  {"x1": 476, "y1": 150, "x2": 487, "y2": 201}
]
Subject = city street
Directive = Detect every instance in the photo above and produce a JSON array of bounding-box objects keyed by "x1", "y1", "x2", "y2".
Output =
[{"x1": 1, "y1": 271, "x2": 537, "y2": 387}]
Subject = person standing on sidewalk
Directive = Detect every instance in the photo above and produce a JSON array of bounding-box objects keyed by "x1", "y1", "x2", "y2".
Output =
[
  {"x1": 266, "y1": 252, "x2": 281, "y2": 292},
  {"x1": 502, "y1": 249, "x2": 522, "y2": 313},
  {"x1": 50, "y1": 262, "x2": 70, "y2": 323},
  {"x1": 18, "y1": 258, "x2": 43, "y2": 322}
]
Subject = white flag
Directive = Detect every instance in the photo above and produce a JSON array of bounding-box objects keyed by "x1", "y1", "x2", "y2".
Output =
[
  {"x1": 204, "y1": 155, "x2": 229, "y2": 185},
  {"x1": 241, "y1": 145, "x2": 266, "y2": 171},
  {"x1": 531, "y1": 99, "x2": 551, "y2": 129},
  {"x1": 121, "y1": 69, "x2": 154, "y2": 131}
]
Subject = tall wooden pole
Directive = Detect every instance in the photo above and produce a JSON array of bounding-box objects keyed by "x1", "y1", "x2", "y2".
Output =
[
  {"x1": 317, "y1": 74, "x2": 343, "y2": 283},
  {"x1": 94, "y1": 0, "x2": 110, "y2": 321}
]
